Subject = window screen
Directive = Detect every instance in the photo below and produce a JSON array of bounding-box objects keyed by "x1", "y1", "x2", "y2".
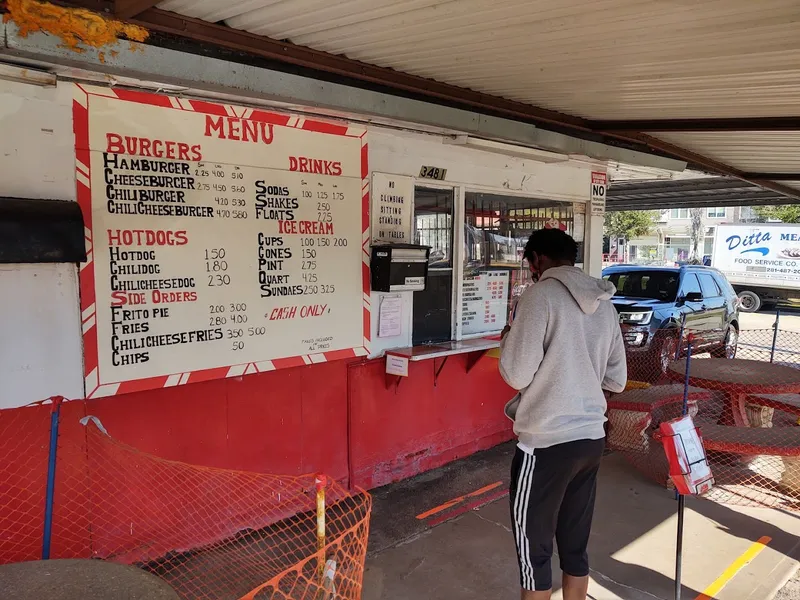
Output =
[{"x1": 462, "y1": 192, "x2": 576, "y2": 335}]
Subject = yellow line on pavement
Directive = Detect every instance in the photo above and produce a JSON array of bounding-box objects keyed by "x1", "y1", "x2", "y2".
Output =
[{"x1": 694, "y1": 536, "x2": 772, "y2": 600}]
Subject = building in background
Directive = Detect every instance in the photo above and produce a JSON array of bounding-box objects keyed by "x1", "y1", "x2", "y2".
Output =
[{"x1": 626, "y1": 206, "x2": 758, "y2": 264}]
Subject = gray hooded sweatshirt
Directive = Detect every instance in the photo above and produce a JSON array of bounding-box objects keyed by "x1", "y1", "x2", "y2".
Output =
[{"x1": 500, "y1": 266, "x2": 627, "y2": 450}]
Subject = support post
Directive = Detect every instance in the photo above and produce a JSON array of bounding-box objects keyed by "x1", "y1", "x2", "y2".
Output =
[
  {"x1": 675, "y1": 335, "x2": 694, "y2": 600},
  {"x1": 316, "y1": 474, "x2": 327, "y2": 585},
  {"x1": 675, "y1": 313, "x2": 687, "y2": 360},
  {"x1": 42, "y1": 396, "x2": 63, "y2": 560},
  {"x1": 770, "y1": 309, "x2": 781, "y2": 363}
]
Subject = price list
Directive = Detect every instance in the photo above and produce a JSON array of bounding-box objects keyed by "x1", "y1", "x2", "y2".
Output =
[
  {"x1": 79, "y1": 87, "x2": 366, "y2": 391},
  {"x1": 461, "y1": 270, "x2": 510, "y2": 336}
]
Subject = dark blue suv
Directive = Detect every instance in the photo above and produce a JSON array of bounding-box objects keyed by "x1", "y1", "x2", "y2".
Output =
[{"x1": 602, "y1": 265, "x2": 740, "y2": 381}]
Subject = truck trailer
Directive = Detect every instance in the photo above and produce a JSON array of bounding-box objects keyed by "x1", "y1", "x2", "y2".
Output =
[{"x1": 712, "y1": 223, "x2": 800, "y2": 312}]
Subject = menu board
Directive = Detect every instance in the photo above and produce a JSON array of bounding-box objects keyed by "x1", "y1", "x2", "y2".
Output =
[
  {"x1": 74, "y1": 85, "x2": 369, "y2": 397},
  {"x1": 461, "y1": 270, "x2": 510, "y2": 335}
]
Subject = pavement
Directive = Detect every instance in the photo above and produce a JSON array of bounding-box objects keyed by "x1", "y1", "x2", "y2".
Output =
[
  {"x1": 740, "y1": 309, "x2": 800, "y2": 334},
  {"x1": 0, "y1": 559, "x2": 179, "y2": 599},
  {"x1": 775, "y1": 570, "x2": 800, "y2": 600},
  {"x1": 363, "y1": 442, "x2": 800, "y2": 600}
]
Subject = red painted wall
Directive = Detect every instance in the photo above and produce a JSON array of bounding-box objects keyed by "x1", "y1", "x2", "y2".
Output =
[
  {"x1": 1, "y1": 355, "x2": 513, "y2": 564},
  {"x1": 83, "y1": 354, "x2": 513, "y2": 489}
]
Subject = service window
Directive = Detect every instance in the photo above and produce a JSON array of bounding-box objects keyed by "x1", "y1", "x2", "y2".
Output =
[
  {"x1": 412, "y1": 187, "x2": 455, "y2": 345},
  {"x1": 461, "y1": 192, "x2": 578, "y2": 336}
]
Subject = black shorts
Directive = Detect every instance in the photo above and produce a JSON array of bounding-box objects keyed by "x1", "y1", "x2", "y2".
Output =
[{"x1": 509, "y1": 438, "x2": 604, "y2": 591}]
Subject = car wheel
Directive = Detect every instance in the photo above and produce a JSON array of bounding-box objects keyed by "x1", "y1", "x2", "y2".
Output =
[
  {"x1": 712, "y1": 324, "x2": 738, "y2": 359},
  {"x1": 738, "y1": 290, "x2": 761, "y2": 313}
]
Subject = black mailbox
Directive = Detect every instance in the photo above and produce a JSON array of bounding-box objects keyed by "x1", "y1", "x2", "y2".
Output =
[{"x1": 370, "y1": 244, "x2": 430, "y2": 292}]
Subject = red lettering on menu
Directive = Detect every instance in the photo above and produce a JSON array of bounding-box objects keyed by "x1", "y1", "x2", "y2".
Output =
[
  {"x1": 106, "y1": 133, "x2": 202, "y2": 161},
  {"x1": 278, "y1": 221, "x2": 334, "y2": 235},
  {"x1": 289, "y1": 155, "x2": 342, "y2": 176},
  {"x1": 204, "y1": 115, "x2": 274, "y2": 144},
  {"x1": 107, "y1": 229, "x2": 189, "y2": 246}
]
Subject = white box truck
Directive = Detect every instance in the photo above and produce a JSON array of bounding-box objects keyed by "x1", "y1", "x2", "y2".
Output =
[{"x1": 712, "y1": 223, "x2": 800, "y2": 312}]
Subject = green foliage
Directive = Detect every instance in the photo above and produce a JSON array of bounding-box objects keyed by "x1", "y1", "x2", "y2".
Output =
[
  {"x1": 753, "y1": 205, "x2": 800, "y2": 223},
  {"x1": 604, "y1": 211, "x2": 658, "y2": 240}
]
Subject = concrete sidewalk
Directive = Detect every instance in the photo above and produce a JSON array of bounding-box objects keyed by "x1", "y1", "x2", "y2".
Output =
[{"x1": 363, "y1": 443, "x2": 800, "y2": 600}]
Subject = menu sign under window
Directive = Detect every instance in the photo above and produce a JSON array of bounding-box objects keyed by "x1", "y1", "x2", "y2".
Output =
[
  {"x1": 461, "y1": 270, "x2": 510, "y2": 335},
  {"x1": 75, "y1": 85, "x2": 368, "y2": 397}
]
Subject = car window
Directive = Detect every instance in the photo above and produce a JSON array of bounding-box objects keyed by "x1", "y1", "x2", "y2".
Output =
[
  {"x1": 604, "y1": 270, "x2": 679, "y2": 301},
  {"x1": 698, "y1": 273, "x2": 720, "y2": 298},
  {"x1": 680, "y1": 273, "x2": 702, "y2": 298},
  {"x1": 713, "y1": 273, "x2": 736, "y2": 298}
]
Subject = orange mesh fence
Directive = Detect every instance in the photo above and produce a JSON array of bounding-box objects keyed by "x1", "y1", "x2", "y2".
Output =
[
  {"x1": 0, "y1": 402, "x2": 371, "y2": 599},
  {"x1": 610, "y1": 326, "x2": 800, "y2": 512}
]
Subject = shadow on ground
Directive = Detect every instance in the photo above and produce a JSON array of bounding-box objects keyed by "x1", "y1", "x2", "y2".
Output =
[{"x1": 364, "y1": 443, "x2": 800, "y2": 600}]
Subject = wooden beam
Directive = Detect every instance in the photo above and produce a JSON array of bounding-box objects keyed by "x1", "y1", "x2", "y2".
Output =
[{"x1": 115, "y1": 0, "x2": 162, "y2": 19}]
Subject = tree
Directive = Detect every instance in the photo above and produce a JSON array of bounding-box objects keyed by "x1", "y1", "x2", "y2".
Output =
[
  {"x1": 753, "y1": 205, "x2": 800, "y2": 223},
  {"x1": 604, "y1": 210, "x2": 658, "y2": 240},
  {"x1": 688, "y1": 207, "x2": 704, "y2": 261}
]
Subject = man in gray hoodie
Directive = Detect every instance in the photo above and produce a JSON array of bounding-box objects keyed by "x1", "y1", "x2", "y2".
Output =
[{"x1": 500, "y1": 228, "x2": 626, "y2": 600}]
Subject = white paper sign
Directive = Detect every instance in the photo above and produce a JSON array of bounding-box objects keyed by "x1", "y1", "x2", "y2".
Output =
[
  {"x1": 378, "y1": 295, "x2": 403, "y2": 338},
  {"x1": 590, "y1": 171, "x2": 607, "y2": 217},
  {"x1": 461, "y1": 270, "x2": 510, "y2": 335},
  {"x1": 573, "y1": 212, "x2": 585, "y2": 243},
  {"x1": 371, "y1": 173, "x2": 413, "y2": 244},
  {"x1": 75, "y1": 85, "x2": 368, "y2": 396},
  {"x1": 386, "y1": 354, "x2": 409, "y2": 377}
]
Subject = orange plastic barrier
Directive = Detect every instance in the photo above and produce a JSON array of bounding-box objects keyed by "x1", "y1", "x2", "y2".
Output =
[{"x1": 0, "y1": 403, "x2": 371, "y2": 599}]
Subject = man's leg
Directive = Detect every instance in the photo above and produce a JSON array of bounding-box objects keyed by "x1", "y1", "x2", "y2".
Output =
[
  {"x1": 555, "y1": 438, "x2": 605, "y2": 600},
  {"x1": 509, "y1": 446, "x2": 571, "y2": 598}
]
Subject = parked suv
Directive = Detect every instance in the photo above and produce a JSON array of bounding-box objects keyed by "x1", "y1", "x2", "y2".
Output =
[{"x1": 602, "y1": 265, "x2": 740, "y2": 381}]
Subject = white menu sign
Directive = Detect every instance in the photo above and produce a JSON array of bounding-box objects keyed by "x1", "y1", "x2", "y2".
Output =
[
  {"x1": 461, "y1": 270, "x2": 510, "y2": 335},
  {"x1": 371, "y1": 173, "x2": 413, "y2": 244},
  {"x1": 75, "y1": 85, "x2": 368, "y2": 397}
]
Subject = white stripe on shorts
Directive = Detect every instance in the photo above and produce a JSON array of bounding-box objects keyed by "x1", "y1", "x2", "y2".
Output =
[{"x1": 513, "y1": 452, "x2": 536, "y2": 591}]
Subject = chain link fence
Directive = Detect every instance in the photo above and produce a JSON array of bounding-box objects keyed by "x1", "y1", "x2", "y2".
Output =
[
  {"x1": 0, "y1": 402, "x2": 371, "y2": 599},
  {"x1": 609, "y1": 324, "x2": 800, "y2": 512}
]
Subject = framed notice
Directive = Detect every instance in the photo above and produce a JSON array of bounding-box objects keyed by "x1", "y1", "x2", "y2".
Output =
[
  {"x1": 371, "y1": 173, "x2": 413, "y2": 244},
  {"x1": 74, "y1": 85, "x2": 370, "y2": 398},
  {"x1": 590, "y1": 171, "x2": 607, "y2": 216}
]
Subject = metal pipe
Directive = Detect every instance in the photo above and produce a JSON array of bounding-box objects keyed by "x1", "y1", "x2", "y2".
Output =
[
  {"x1": 676, "y1": 314, "x2": 687, "y2": 360},
  {"x1": 675, "y1": 494, "x2": 685, "y2": 600},
  {"x1": 682, "y1": 335, "x2": 694, "y2": 417},
  {"x1": 675, "y1": 336, "x2": 693, "y2": 600},
  {"x1": 316, "y1": 474, "x2": 327, "y2": 584},
  {"x1": 42, "y1": 397, "x2": 63, "y2": 560},
  {"x1": 771, "y1": 309, "x2": 781, "y2": 363}
]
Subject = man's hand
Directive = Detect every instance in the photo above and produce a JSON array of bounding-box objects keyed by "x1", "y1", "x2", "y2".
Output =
[{"x1": 501, "y1": 325, "x2": 511, "y2": 339}]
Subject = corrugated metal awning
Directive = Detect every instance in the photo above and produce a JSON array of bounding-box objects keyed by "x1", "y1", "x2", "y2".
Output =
[
  {"x1": 44, "y1": 0, "x2": 800, "y2": 202},
  {"x1": 607, "y1": 177, "x2": 791, "y2": 211}
]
